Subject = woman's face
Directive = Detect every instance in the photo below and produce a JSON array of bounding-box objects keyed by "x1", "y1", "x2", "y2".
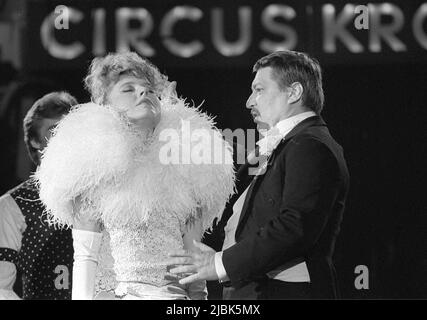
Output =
[{"x1": 107, "y1": 74, "x2": 161, "y2": 131}]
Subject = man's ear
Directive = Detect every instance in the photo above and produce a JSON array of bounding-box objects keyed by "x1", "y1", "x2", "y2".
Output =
[
  {"x1": 29, "y1": 139, "x2": 41, "y2": 150},
  {"x1": 288, "y1": 82, "x2": 303, "y2": 104}
]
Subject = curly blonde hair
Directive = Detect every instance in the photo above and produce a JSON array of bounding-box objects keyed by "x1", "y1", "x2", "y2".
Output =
[{"x1": 84, "y1": 52, "x2": 170, "y2": 104}]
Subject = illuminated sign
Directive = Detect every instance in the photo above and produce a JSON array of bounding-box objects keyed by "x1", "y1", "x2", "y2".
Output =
[{"x1": 22, "y1": 0, "x2": 427, "y2": 70}]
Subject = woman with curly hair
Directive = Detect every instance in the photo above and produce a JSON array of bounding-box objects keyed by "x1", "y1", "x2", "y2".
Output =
[{"x1": 35, "y1": 52, "x2": 235, "y2": 300}]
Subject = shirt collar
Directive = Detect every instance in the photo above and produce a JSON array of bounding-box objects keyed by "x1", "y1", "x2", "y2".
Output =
[
  {"x1": 274, "y1": 111, "x2": 317, "y2": 138},
  {"x1": 256, "y1": 111, "x2": 316, "y2": 156}
]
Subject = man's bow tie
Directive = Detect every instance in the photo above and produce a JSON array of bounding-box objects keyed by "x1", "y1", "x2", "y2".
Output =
[{"x1": 256, "y1": 127, "x2": 284, "y2": 157}]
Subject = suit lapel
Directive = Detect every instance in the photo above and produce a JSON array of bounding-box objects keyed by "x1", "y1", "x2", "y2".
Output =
[
  {"x1": 235, "y1": 116, "x2": 326, "y2": 239},
  {"x1": 236, "y1": 174, "x2": 260, "y2": 232}
]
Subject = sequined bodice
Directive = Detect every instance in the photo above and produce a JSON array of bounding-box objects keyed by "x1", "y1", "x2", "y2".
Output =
[{"x1": 104, "y1": 211, "x2": 184, "y2": 287}]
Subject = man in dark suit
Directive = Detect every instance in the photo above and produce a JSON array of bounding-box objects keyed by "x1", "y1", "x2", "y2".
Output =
[{"x1": 167, "y1": 50, "x2": 349, "y2": 299}]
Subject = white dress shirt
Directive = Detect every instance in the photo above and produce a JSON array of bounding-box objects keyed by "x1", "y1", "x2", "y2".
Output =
[
  {"x1": 0, "y1": 194, "x2": 26, "y2": 292},
  {"x1": 215, "y1": 111, "x2": 316, "y2": 283}
]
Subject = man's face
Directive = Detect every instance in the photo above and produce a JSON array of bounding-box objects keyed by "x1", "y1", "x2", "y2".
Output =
[
  {"x1": 35, "y1": 117, "x2": 62, "y2": 151},
  {"x1": 107, "y1": 75, "x2": 161, "y2": 131},
  {"x1": 246, "y1": 67, "x2": 290, "y2": 132}
]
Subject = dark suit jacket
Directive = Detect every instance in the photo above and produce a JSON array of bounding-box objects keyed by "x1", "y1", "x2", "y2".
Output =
[{"x1": 222, "y1": 116, "x2": 350, "y2": 299}]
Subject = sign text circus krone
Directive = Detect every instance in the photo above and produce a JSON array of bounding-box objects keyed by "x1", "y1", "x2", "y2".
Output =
[{"x1": 24, "y1": 1, "x2": 427, "y2": 68}]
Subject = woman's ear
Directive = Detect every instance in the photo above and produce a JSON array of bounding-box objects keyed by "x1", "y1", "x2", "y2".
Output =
[{"x1": 288, "y1": 82, "x2": 303, "y2": 104}]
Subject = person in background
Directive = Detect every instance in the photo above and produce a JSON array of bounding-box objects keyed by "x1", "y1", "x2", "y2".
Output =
[{"x1": 0, "y1": 91, "x2": 77, "y2": 299}]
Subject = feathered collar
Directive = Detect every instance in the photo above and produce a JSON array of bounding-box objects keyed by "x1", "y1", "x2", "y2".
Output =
[{"x1": 35, "y1": 98, "x2": 235, "y2": 231}]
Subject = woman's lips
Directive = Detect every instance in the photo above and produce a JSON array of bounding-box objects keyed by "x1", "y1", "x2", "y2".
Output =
[
  {"x1": 135, "y1": 101, "x2": 154, "y2": 112},
  {"x1": 136, "y1": 100, "x2": 151, "y2": 107}
]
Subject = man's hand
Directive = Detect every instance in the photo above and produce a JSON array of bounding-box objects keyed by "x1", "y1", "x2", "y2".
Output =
[{"x1": 166, "y1": 240, "x2": 219, "y2": 285}]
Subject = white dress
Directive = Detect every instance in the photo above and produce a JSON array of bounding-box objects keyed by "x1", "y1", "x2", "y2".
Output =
[
  {"x1": 35, "y1": 98, "x2": 235, "y2": 299},
  {"x1": 94, "y1": 215, "x2": 198, "y2": 300}
]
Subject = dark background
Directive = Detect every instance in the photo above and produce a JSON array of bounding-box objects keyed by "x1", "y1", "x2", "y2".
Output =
[{"x1": 0, "y1": 0, "x2": 426, "y2": 299}]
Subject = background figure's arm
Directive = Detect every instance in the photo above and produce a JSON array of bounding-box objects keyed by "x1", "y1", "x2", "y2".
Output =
[
  {"x1": 182, "y1": 214, "x2": 208, "y2": 300},
  {"x1": 72, "y1": 218, "x2": 103, "y2": 300},
  {"x1": 0, "y1": 194, "x2": 26, "y2": 296},
  {"x1": 0, "y1": 262, "x2": 17, "y2": 291}
]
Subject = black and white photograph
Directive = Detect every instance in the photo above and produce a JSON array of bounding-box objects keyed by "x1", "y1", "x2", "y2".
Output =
[{"x1": 0, "y1": 0, "x2": 426, "y2": 308}]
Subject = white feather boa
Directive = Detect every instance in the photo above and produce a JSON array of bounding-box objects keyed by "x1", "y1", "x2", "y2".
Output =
[{"x1": 35, "y1": 99, "x2": 235, "y2": 231}]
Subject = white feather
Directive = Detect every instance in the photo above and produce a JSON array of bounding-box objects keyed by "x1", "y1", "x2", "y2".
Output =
[{"x1": 35, "y1": 99, "x2": 235, "y2": 232}]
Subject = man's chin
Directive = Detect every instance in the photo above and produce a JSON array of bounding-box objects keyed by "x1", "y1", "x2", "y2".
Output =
[{"x1": 255, "y1": 121, "x2": 269, "y2": 133}]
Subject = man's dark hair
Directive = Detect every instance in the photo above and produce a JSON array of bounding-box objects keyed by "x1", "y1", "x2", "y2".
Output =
[
  {"x1": 253, "y1": 50, "x2": 324, "y2": 114},
  {"x1": 23, "y1": 91, "x2": 77, "y2": 164}
]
